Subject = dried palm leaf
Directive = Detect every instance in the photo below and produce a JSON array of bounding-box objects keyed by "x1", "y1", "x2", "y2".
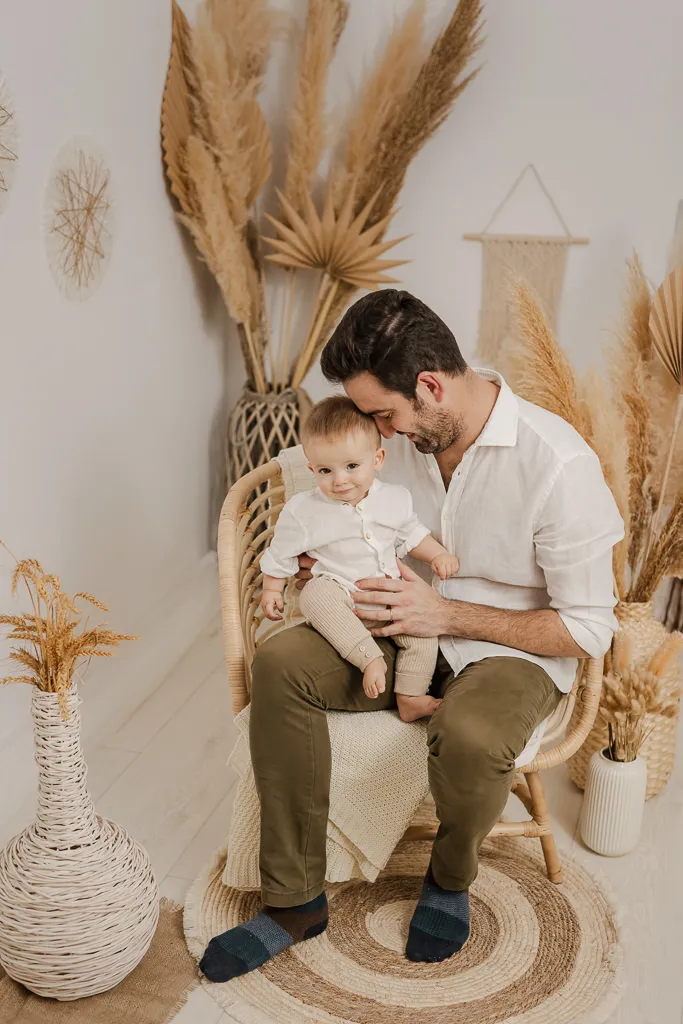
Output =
[
  {"x1": 509, "y1": 279, "x2": 590, "y2": 440},
  {"x1": 354, "y1": 0, "x2": 484, "y2": 228},
  {"x1": 264, "y1": 184, "x2": 409, "y2": 289},
  {"x1": 161, "y1": 1, "x2": 197, "y2": 217},
  {"x1": 283, "y1": 0, "x2": 346, "y2": 218},
  {"x1": 646, "y1": 267, "x2": 683, "y2": 554}
]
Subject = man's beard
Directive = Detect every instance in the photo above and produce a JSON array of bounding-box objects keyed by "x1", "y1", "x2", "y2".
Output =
[{"x1": 405, "y1": 399, "x2": 464, "y2": 454}]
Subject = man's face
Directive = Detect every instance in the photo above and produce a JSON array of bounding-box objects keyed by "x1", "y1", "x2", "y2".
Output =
[{"x1": 344, "y1": 372, "x2": 463, "y2": 455}]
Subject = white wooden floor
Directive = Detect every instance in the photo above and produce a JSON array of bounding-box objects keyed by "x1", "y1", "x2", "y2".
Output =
[{"x1": 2, "y1": 611, "x2": 682, "y2": 1024}]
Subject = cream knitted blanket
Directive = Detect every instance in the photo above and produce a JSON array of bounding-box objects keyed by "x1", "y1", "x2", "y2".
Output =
[{"x1": 221, "y1": 445, "x2": 432, "y2": 889}]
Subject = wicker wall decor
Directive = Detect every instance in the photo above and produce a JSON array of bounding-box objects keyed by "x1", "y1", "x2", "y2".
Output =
[
  {"x1": 161, "y1": 0, "x2": 483, "y2": 484},
  {"x1": 0, "y1": 72, "x2": 18, "y2": 214},
  {"x1": 44, "y1": 138, "x2": 113, "y2": 300}
]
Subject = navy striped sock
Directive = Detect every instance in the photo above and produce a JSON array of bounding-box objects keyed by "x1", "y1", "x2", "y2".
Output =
[
  {"x1": 406, "y1": 867, "x2": 470, "y2": 963},
  {"x1": 199, "y1": 892, "x2": 328, "y2": 982}
]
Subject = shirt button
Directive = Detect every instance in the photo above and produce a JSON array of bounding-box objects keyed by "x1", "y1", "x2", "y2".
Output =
[
  {"x1": 359, "y1": 645, "x2": 366, "y2": 652},
  {"x1": 365, "y1": 532, "x2": 372, "y2": 540}
]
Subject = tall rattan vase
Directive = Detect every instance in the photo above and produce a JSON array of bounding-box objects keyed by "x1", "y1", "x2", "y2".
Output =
[
  {"x1": 567, "y1": 602, "x2": 682, "y2": 800},
  {"x1": 227, "y1": 386, "x2": 312, "y2": 485},
  {"x1": 0, "y1": 682, "x2": 159, "y2": 1000}
]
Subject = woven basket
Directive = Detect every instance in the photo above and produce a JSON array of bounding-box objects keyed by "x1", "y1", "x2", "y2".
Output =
[
  {"x1": 567, "y1": 602, "x2": 681, "y2": 800},
  {"x1": 0, "y1": 683, "x2": 159, "y2": 999},
  {"x1": 227, "y1": 386, "x2": 312, "y2": 486}
]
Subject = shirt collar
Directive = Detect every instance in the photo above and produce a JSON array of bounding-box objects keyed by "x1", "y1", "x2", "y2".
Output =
[{"x1": 471, "y1": 367, "x2": 519, "y2": 448}]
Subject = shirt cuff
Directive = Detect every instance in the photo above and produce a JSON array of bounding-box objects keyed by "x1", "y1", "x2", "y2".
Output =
[
  {"x1": 557, "y1": 608, "x2": 617, "y2": 659},
  {"x1": 260, "y1": 549, "x2": 298, "y2": 579},
  {"x1": 398, "y1": 523, "x2": 431, "y2": 558}
]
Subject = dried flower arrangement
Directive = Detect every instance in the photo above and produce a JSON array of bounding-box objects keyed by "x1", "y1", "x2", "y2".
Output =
[
  {"x1": 160, "y1": 0, "x2": 484, "y2": 395},
  {"x1": 599, "y1": 631, "x2": 682, "y2": 761},
  {"x1": 509, "y1": 257, "x2": 683, "y2": 605},
  {"x1": 0, "y1": 541, "x2": 136, "y2": 719}
]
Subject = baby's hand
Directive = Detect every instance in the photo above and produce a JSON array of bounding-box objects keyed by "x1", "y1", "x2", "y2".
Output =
[
  {"x1": 261, "y1": 589, "x2": 285, "y2": 621},
  {"x1": 431, "y1": 553, "x2": 460, "y2": 580}
]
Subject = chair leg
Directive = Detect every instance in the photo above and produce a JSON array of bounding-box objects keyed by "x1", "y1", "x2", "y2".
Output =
[{"x1": 526, "y1": 770, "x2": 563, "y2": 884}]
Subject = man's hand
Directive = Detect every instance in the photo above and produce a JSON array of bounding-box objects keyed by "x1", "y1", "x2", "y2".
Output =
[
  {"x1": 295, "y1": 554, "x2": 317, "y2": 591},
  {"x1": 353, "y1": 559, "x2": 449, "y2": 638}
]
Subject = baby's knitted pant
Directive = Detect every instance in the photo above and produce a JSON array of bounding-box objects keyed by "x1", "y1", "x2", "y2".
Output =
[{"x1": 298, "y1": 576, "x2": 438, "y2": 696}]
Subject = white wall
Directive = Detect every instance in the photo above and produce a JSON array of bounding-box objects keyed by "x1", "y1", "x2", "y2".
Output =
[
  {"x1": 1, "y1": 0, "x2": 681, "y2": 779},
  {"x1": 296, "y1": 0, "x2": 683, "y2": 397},
  {"x1": 0, "y1": 1, "x2": 240, "y2": 758}
]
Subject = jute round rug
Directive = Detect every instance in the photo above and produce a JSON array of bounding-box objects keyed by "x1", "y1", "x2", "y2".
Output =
[{"x1": 184, "y1": 838, "x2": 622, "y2": 1024}]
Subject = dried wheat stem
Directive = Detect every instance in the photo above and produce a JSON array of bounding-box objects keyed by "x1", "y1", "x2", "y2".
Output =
[
  {"x1": 280, "y1": 270, "x2": 298, "y2": 390},
  {"x1": 645, "y1": 392, "x2": 683, "y2": 563},
  {"x1": 242, "y1": 322, "x2": 267, "y2": 392},
  {"x1": 292, "y1": 275, "x2": 340, "y2": 387},
  {"x1": 290, "y1": 270, "x2": 327, "y2": 386}
]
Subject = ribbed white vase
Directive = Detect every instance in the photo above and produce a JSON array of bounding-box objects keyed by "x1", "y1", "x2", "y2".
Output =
[{"x1": 580, "y1": 748, "x2": 647, "y2": 856}]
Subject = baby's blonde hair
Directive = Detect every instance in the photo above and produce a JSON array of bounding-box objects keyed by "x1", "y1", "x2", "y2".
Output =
[{"x1": 301, "y1": 395, "x2": 381, "y2": 448}]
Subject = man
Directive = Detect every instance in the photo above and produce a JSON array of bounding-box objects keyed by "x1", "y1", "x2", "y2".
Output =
[{"x1": 200, "y1": 289, "x2": 623, "y2": 982}]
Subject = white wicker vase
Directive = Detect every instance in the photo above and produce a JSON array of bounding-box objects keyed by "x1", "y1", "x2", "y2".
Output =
[
  {"x1": 579, "y1": 748, "x2": 647, "y2": 857},
  {"x1": 0, "y1": 683, "x2": 159, "y2": 1000}
]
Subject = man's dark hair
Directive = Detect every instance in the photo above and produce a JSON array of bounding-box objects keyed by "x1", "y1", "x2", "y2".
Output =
[{"x1": 320, "y1": 289, "x2": 468, "y2": 400}]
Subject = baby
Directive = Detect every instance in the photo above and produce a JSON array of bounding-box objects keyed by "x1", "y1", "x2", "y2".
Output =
[{"x1": 260, "y1": 396, "x2": 459, "y2": 722}]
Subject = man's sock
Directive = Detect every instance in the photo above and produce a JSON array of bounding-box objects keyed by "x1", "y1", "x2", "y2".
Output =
[
  {"x1": 406, "y1": 866, "x2": 470, "y2": 963},
  {"x1": 199, "y1": 892, "x2": 328, "y2": 982}
]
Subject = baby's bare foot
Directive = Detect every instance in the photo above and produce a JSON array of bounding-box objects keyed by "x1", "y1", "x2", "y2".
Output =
[
  {"x1": 363, "y1": 657, "x2": 387, "y2": 699},
  {"x1": 396, "y1": 694, "x2": 442, "y2": 722}
]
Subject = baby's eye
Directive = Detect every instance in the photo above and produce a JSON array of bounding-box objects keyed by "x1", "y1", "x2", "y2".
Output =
[
  {"x1": 347, "y1": 463, "x2": 359, "y2": 471},
  {"x1": 318, "y1": 468, "x2": 331, "y2": 475}
]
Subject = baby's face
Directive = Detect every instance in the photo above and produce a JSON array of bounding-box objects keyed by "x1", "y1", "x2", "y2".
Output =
[{"x1": 305, "y1": 430, "x2": 384, "y2": 505}]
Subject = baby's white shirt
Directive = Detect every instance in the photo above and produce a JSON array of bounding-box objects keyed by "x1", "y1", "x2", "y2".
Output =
[{"x1": 260, "y1": 478, "x2": 431, "y2": 592}]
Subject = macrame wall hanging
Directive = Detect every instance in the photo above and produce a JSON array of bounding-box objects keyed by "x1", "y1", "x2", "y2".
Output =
[{"x1": 465, "y1": 165, "x2": 588, "y2": 370}]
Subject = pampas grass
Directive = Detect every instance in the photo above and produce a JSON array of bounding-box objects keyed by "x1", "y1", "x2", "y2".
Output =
[
  {"x1": 509, "y1": 259, "x2": 683, "y2": 606},
  {"x1": 162, "y1": 0, "x2": 481, "y2": 395},
  {"x1": 331, "y1": 0, "x2": 429, "y2": 213},
  {"x1": 282, "y1": 0, "x2": 345, "y2": 218},
  {"x1": 351, "y1": 0, "x2": 484, "y2": 229},
  {"x1": 0, "y1": 542, "x2": 137, "y2": 721},
  {"x1": 508, "y1": 279, "x2": 589, "y2": 439}
]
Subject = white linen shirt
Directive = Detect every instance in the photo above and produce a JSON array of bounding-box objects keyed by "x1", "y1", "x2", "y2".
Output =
[
  {"x1": 379, "y1": 369, "x2": 624, "y2": 696},
  {"x1": 260, "y1": 479, "x2": 431, "y2": 592}
]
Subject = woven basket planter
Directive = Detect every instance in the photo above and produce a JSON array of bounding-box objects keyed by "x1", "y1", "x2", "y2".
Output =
[
  {"x1": 0, "y1": 683, "x2": 159, "y2": 1000},
  {"x1": 567, "y1": 602, "x2": 681, "y2": 800},
  {"x1": 227, "y1": 386, "x2": 312, "y2": 485}
]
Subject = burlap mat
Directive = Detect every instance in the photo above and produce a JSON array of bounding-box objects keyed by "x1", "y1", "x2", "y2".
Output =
[{"x1": 0, "y1": 898, "x2": 198, "y2": 1024}]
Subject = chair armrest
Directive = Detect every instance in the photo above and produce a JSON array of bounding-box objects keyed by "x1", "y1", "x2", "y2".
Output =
[{"x1": 522, "y1": 656, "x2": 604, "y2": 773}]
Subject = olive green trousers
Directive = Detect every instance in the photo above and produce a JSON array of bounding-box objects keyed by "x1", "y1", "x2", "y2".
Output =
[{"x1": 249, "y1": 623, "x2": 560, "y2": 907}]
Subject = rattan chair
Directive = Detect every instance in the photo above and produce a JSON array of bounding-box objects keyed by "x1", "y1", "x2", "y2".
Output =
[{"x1": 218, "y1": 457, "x2": 604, "y2": 885}]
